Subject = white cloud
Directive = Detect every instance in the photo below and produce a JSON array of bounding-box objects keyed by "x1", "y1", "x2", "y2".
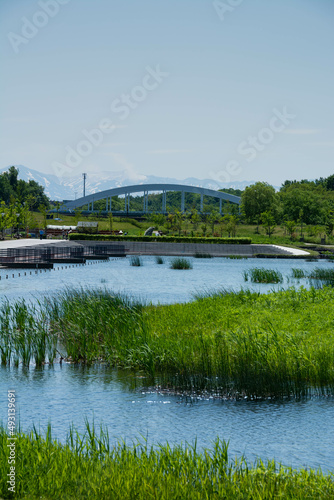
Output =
[{"x1": 108, "y1": 152, "x2": 146, "y2": 182}]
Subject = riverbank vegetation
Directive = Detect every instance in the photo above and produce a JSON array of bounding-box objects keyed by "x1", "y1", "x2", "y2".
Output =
[
  {"x1": 243, "y1": 268, "x2": 284, "y2": 283},
  {"x1": 170, "y1": 257, "x2": 192, "y2": 269},
  {"x1": 2, "y1": 286, "x2": 334, "y2": 399},
  {"x1": 1, "y1": 424, "x2": 333, "y2": 499}
]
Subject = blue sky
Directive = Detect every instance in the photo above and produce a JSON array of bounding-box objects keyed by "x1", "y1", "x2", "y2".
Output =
[{"x1": 1, "y1": 0, "x2": 333, "y2": 186}]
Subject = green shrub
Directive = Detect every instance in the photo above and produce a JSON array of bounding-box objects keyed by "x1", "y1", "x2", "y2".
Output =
[
  {"x1": 69, "y1": 233, "x2": 252, "y2": 244},
  {"x1": 170, "y1": 258, "x2": 193, "y2": 269}
]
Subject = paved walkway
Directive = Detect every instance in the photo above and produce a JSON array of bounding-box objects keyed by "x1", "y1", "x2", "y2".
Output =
[
  {"x1": 271, "y1": 245, "x2": 310, "y2": 256},
  {"x1": 0, "y1": 238, "x2": 66, "y2": 249}
]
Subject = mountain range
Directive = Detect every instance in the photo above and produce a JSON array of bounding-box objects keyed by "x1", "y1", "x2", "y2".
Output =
[{"x1": 1, "y1": 165, "x2": 255, "y2": 201}]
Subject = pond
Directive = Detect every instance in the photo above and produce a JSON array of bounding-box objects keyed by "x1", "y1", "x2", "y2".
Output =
[
  {"x1": 0, "y1": 364, "x2": 333, "y2": 472},
  {"x1": 1, "y1": 256, "x2": 333, "y2": 472},
  {"x1": 0, "y1": 255, "x2": 330, "y2": 305}
]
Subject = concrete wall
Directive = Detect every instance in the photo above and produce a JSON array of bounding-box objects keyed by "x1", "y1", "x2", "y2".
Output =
[{"x1": 78, "y1": 241, "x2": 293, "y2": 257}]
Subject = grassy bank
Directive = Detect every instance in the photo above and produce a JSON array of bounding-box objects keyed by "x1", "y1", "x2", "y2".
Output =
[
  {"x1": 0, "y1": 425, "x2": 332, "y2": 499},
  {"x1": 49, "y1": 287, "x2": 334, "y2": 397},
  {"x1": 3, "y1": 286, "x2": 333, "y2": 398}
]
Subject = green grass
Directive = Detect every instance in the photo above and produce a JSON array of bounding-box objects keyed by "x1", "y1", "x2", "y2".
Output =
[
  {"x1": 291, "y1": 268, "x2": 306, "y2": 279},
  {"x1": 243, "y1": 268, "x2": 284, "y2": 283},
  {"x1": 1, "y1": 424, "x2": 333, "y2": 500},
  {"x1": 155, "y1": 256, "x2": 164, "y2": 264},
  {"x1": 3, "y1": 287, "x2": 334, "y2": 398},
  {"x1": 170, "y1": 257, "x2": 193, "y2": 269}
]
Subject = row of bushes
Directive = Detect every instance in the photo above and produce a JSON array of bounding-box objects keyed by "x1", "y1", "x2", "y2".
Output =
[{"x1": 68, "y1": 233, "x2": 252, "y2": 244}]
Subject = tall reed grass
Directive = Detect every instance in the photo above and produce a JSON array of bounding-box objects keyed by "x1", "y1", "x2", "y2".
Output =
[
  {"x1": 291, "y1": 268, "x2": 306, "y2": 279},
  {"x1": 0, "y1": 299, "x2": 56, "y2": 367},
  {"x1": 41, "y1": 287, "x2": 334, "y2": 398},
  {"x1": 1, "y1": 424, "x2": 333, "y2": 499},
  {"x1": 130, "y1": 255, "x2": 142, "y2": 266},
  {"x1": 170, "y1": 257, "x2": 193, "y2": 269},
  {"x1": 243, "y1": 268, "x2": 283, "y2": 283},
  {"x1": 3, "y1": 286, "x2": 334, "y2": 398}
]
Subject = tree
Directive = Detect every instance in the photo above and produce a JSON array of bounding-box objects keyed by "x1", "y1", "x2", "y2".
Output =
[
  {"x1": 55, "y1": 202, "x2": 61, "y2": 218},
  {"x1": 7, "y1": 198, "x2": 19, "y2": 237},
  {"x1": 241, "y1": 182, "x2": 278, "y2": 232},
  {"x1": 26, "y1": 194, "x2": 36, "y2": 213},
  {"x1": 325, "y1": 209, "x2": 334, "y2": 237},
  {"x1": 0, "y1": 202, "x2": 9, "y2": 238},
  {"x1": 38, "y1": 204, "x2": 48, "y2": 230},
  {"x1": 190, "y1": 209, "x2": 200, "y2": 230},
  {"x1": 225, "y1": 215, "x2": 237, "y2": 237},
  {"x1": 279, "y1": 183, "x2": 328, "y2": 225},
  {"x1": 173, "y1": 211, "x2": 183, "y2": 236},
  {"x1": 261, "y1": 211, "x2": 276, "y2": 237},
  {"x1": 208, "y1": 210, "x2": 219, "y2": 234},
  {"x1": 201, "y1": 223, "x2": 207, "y2": 236},
  {"x1": 325, "y1": 174, "x2": 334, "y2": 191},
  {"x1": 285, "y1": 220, "x2": 296, "y2": 239}
]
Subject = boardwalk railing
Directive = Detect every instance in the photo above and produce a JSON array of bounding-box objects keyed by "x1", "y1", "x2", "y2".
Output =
[{"x1": 0, "y1": 244, "x2": 126, "y2": 267}]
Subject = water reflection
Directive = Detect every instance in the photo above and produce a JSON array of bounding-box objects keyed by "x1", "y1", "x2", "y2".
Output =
[{"x1": 0, "y1": 363, "x2": 333, "y2": 472}]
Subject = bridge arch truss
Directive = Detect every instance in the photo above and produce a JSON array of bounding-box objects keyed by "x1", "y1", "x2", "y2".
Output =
[{"x1": 63, "y1": 183, "x2": 241, "y2": 214}]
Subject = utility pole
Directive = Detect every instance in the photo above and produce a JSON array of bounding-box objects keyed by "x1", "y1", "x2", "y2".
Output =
[{"x1": 82, "y1": 173, "x2": 87, "y2": 198}]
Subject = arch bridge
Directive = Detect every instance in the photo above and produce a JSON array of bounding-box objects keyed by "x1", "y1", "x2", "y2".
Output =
[{"x1": 63, "y1": 183, "x2": 241, "y2": 214}]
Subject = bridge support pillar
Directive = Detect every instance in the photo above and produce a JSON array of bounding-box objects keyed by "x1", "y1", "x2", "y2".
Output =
[
  {"x1": 162, "y1": 190, "x2": 167, "y2": 213},
  {"x1": 181, "y1": 191, "x2": 185, "y2": 212},
  {"x1": 200, "y1": 194, "x2": 203, "y2": 212},
  {"x1": 143, "y1": 191, "x2": 148, "y2": 213},
  {"x1": 219, "y1": 198, "x2": 222, "y2": 214}
]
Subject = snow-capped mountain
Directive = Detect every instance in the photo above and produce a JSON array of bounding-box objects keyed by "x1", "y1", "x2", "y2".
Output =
[{"x1": 1, "y1": 165, "x2": 255, "y2": 201}]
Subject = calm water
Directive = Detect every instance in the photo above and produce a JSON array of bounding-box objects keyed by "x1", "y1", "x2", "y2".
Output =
[
  {"x1": 0, "y1": 364, "x2": 333, "y2": 472},
  {"x1": 0, "y1": 256, "x2": 330, "y2": 304},
  {"x1": 0, "y1": 256, "x2": 333, "y2": 471}
]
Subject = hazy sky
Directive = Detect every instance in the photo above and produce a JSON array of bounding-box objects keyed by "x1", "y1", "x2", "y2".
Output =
[{"x1": 1, "y1": 0, "x2": 333, "y2": 186}]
